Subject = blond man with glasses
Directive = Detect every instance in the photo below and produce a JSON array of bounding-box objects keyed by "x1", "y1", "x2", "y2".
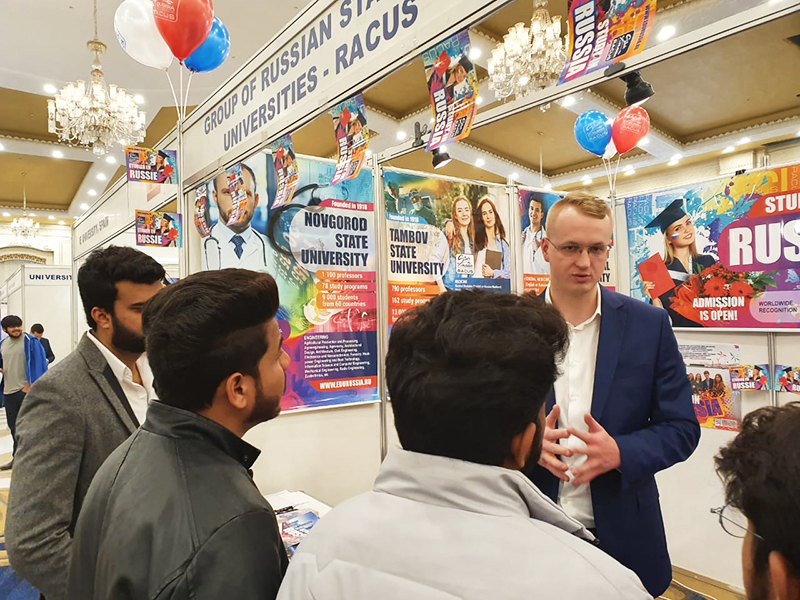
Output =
[{"x1": 525, "y1": 192, "x2": 701, "y2": 597}]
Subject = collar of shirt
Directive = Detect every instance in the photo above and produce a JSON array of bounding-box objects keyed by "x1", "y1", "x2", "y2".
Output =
[
  {"x1": 87, "y1": 331, "x2": 155, "y2": 395},
  {"x1": 213, "y1": 219, "x2": 254, "y2": 246},
  {"x1": 545, "y1": 284, "x2": 602, "y2": 330}
]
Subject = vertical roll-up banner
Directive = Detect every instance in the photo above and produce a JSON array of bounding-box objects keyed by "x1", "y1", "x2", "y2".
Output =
[
  {"x1": 269, "y1": 134, "x2": 300, "y2": 209},
  {"x1": 331, "y1": 93, "x2": 370, "y2": 185}
]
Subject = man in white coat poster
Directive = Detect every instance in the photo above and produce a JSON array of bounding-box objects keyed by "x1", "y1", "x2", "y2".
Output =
[{"x1": 276, "y1": 290, "x2": 649, "y2": 600}]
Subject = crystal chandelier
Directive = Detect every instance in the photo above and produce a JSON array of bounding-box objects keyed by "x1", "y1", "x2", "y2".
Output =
[
  {"x1": 11, "y1": 174, "x2": 40, "y2": 241},
  {"x1": 487, "y1": 0, "x2": 567, "y2": 108},
  {"x1": 47, "y1": 0, "x2": 146, "y2": 156}
]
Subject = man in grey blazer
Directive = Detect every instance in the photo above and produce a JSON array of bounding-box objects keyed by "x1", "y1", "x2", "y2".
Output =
[{"x1": 6, "y1": 246, "x2": 165, "y2": 600}]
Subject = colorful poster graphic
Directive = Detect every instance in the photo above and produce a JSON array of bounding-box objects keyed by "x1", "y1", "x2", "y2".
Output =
[
  {"x1": 134, "y1": 209, "x2": 182, "y2": 247},
  {"x1": 125, "y1": 146, "x2": 177, "y2": 184},
  {"x1": 198, "y1": 155, "x2": 378, "y2": 412},
  {"x1": 225, "y1": 163, "x2": 248, "y2": 228},
  {"x1": 269, "y1": 134, "x2": 299, "y2": 209},
  {"x1": 776, "y1": 365, "x2": 800, "y2": 394},
  {"x1": 423, "y1": 29, "x2": 479, "y2": 151},
  {"x1": 384, "y1": 171, "x2": 510, "y2": 325},
  {"x1": 625, "y1": 164, "x2": 800, "y2": 329},
  {"x1": 728, "y1": 364, "x2": 771, "y2": 392},
  {"x1": 679, "y1": 343, "x2": 742, "y2": 431},
  {"x1": 519, "y1": 189, "x2": 615, "y2": 294},
  {"x1": 560, "y1": 0, "x2": 657, "y2": 84},
  {"x1": 331, "y1": 93, "x2": 370, "y2": 185},
  {"x1": 194, "y1": 184, "x2": 212, "y2": 237}
]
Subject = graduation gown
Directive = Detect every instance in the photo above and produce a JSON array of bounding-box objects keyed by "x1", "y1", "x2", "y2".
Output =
[{"x1": 656, "y1": 254, "x2": 716, "y2": 327}]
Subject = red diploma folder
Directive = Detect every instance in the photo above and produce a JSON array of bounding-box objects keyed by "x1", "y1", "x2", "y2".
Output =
[{"x1": 637, "y1": 254, "x2": 676, "y2": 299}]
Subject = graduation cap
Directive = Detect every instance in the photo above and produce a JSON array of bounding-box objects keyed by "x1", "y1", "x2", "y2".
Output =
[
  {"x1": 356, "y1": 110, "x2": 367, "y2": 126},
  {"x1": 645, "y1": 198, "x2": 687, "y2": 232},
  {"x1": 161, "y1": 214, "x2": 174, "y2": 224},
  {"x1": 287, "y1": 148, "x2": 296, "y2": 160},
  {"x1": 157, "y1": 150, "x2": 169, "y2": 159},
  {"x1": 454, "y1": 54, "x2": 474, "y2": 73}
]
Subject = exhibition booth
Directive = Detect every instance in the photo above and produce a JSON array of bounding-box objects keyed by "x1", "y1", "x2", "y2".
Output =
[{"x1": 72, "y1": 0, "x2": 800, "y2": 593}]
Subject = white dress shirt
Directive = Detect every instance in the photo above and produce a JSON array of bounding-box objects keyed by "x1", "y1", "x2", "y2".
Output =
[
  {"x1": 202, "y1": 220, "x2": 270, "y2": 273},
  {"x1": 545, "y1": 284, "x2": 602, "y2": 528},
  {"x1": 88, "y1": 332, "x2": 156, "y2": 426}
]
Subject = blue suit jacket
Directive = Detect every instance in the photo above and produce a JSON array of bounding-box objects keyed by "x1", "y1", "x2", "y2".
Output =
[{"x1": 528, "y1": 286, "x2": 700, "y2": 596}]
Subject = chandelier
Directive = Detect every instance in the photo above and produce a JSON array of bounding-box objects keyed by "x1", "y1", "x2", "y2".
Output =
[
  {"x1": 47, "y1": 0, "x2": 146, "y2": 156},
  {"x1": 487, "y1": 0, "x2": 567, "y2": 108},
  {"x1": 11, "y1": 174, "x2": 40, "y2": 241}
]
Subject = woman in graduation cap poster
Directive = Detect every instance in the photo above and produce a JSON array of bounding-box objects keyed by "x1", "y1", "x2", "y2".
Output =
[{"x1": 640, "y1": 198, "x2": 716, "y2": 327}]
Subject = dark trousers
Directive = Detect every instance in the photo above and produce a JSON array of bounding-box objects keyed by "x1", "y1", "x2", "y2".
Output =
[{"x1": 4, "y1": 390, "x2": 26, "y2": 456}]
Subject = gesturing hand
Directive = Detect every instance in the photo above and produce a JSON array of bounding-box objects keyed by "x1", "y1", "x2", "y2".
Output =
[
  {"x1": 568, "y1": 414, "x2": 621, "y2": 486},
  {"x1": 537, "y1": 405, "x2": 573, "y2": 482}
]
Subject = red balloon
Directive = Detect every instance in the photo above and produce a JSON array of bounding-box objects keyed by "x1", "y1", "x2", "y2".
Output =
[
  {"x1": 153, "y1": 0, "x2": 214, "y2": 62},
  {"x1": 611, "y1": 106, "x2": 651, "y2": 155}
]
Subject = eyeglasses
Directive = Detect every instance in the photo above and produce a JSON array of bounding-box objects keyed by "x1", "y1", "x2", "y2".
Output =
[
  {"x1": 710, "y1": 504, "x2": 764, "y2": 540},
  {"x1": 545, "y1": 239, "x2": 611, "y2": 258}
]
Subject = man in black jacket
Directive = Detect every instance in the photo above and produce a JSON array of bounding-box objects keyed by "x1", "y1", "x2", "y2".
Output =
[
  {"x1": 67, "y1": 269, "x2": 291, "y2": 600},
  {"x1": 30, "y1": 324, "x2": 55, "y2": 364}
]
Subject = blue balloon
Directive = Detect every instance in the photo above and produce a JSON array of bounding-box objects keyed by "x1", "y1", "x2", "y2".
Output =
[
  {"x1": 185, "y1": 17, "x2": 230, "y2": 73},
  {"x1": 574, "y1": 110, "x2": 613, "y2": 157}
]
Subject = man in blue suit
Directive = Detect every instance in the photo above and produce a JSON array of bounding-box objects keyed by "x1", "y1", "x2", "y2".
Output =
[{"x1": 526, "y1": 192, "x2": 700, "y2": 597}]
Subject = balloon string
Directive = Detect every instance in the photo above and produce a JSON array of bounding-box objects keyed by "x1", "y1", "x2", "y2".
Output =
[
  {"x1": 613, "y1": 153, "x2": 622, "y2": 193},
  {"x1": 179, "y1": 66, "x2": 184, "y2": 125},
  {"x1": 165, "y1": 70, "x2": 181, "y2": 122},
  {"x1": 183, "y1": 72, "x2": 194, "y2": 122},
  {"x1": 602, "y1": 158, "x2": 612, "y2": 193}
]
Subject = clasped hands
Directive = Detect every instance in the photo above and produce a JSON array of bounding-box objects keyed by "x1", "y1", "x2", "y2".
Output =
[{"x1": 537, "y1": 405, "x2": 621, "y2": 486}]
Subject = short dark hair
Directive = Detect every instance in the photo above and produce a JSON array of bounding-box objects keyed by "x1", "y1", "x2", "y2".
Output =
[
  {"x1": 78, "y1": 246, "x2": 165, "y2": 330},
  {"x1": 715, "y1": 403, "x2": 800, "y2": 576},
  {"x1": 30, "y1": 323, "x2": 44, "y2": 334},
  {"x1": 142, "y1": 269, "x2": 280, "y2": 412},
  {"x1": 1, "y1": 315, "x2": 22, "y2": 330},
  {"x1": 386, "y1": 290, "x2": 569, "y2": 466}
]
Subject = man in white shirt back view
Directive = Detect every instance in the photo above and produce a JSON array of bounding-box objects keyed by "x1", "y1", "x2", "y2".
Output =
[
  {"x1": 6, "y1": 246, "x2": 165, "y2": 600},
  {"x1": 277, "y1": 290, "x2": 649, "y2": 600}
]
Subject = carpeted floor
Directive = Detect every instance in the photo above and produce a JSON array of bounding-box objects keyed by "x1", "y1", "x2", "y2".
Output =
[{"x1": 0, "y1": 413, "x2": 39, "y2": 600}]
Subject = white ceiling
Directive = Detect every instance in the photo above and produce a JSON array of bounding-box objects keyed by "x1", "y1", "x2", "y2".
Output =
[{"x1": 0, "y1": 0, "x2": 304, "y2": 111}]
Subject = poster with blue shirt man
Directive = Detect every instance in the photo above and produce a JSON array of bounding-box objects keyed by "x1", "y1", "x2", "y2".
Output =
[{"x1": 201, "y1": 162, "x2": 271, "y2": 273}]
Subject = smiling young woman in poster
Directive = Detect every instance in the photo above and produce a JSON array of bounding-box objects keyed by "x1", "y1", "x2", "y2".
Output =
[
  {"x1": 439, "y1": 196, "x2": 475, "y2": 291},
  {"x1": 640, "y1": 198, "x2": 715, "y2": 327},
  {"x1": 474, "y1": 196, "x2": 510, "y2": 279}
]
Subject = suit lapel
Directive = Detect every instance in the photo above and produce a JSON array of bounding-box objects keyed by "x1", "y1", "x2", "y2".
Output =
[
  {"x1": 77, "y1": 335, "x2": 139, "y2": 433},
  {"x1": 591, "y1": 288, "x2": 627, "y2": 422}
]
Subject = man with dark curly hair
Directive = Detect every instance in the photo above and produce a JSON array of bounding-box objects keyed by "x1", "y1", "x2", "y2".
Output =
[{"x1": 715, "y1": 402, "x2": 800, "y2": 600}]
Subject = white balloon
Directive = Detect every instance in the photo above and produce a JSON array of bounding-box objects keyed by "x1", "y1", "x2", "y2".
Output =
[{"x1": 114, "y1": 0, "x2": 173, "y2": 70}]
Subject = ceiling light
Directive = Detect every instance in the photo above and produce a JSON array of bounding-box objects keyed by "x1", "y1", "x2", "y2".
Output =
[
  {"x1": 722, "y1": 146, "x2": 735, "y2": 154},
  {"x1": 469, "y1": 47, "x2": 481, "y2": 61},
  {"x1": 88, "y1": 189, "x2": 97, "y2": 196},
  {"x1": 637, "y1": 136, "x2": 650, "y2": 147},
  {"x1": 668, "y1": 159, "x2": 680, "y2": 166},
  {"x1": 2, "y1": 212, "x2": 9, "y2": 217},
  {"x1": 671, "y1": 154, "x2": 683, "y2": 161},
  {"x1": 432, "y1": 147, "x2": 452, "y2": 170},
  {"x1": 133, "y1": 95, "x2": 145, "y2": 104},
  {"x1": 52, "y1": 150, "x2": 64, "y2": 158},
  {"x1": 48, "y1": 215, "x2": 55, "y2": 220},
  {"x1": 657, "y1": 25, "x2": 676, "y2": 42},
  {"x1": 105, "y1": 155, "x2": 116, "y2": 164},
  {"x1": 487, "y1": 8, "x2": 566, "y2": 103},
  {"x1": 737, "y1": 137, "x2": 750, "y2": 145},
  {"x1": 44, "y1": 84, "x2": 58, "y2": 94},
  {"x1": 430, "y1": 117, "x2": 435, "y2": 124},
  {"x1": 511, "y1": 172, "x2": 519, "y2": 180},
  {"x1": 476, "y1": 96, "x2": 484, "y2": 105},
  {"x1": 365, "y1": 149, "x2": 372, "y2": 157},
  {"x1": 621, "y1": 71, "x2": 655, "y2": 106},
  {"x1": 583, "y1": 177, "x2": 593, "y2": 185},
  {"x1": 475, "y1": 158, "x2": 485, "y2": 167},
  {"x1": 30, "y1": 212, "x2": 37, "y2": 217},
  {"x1": 0, "y1": 143, "x2": 4, "y2": 151},
  {"x1": 396, "y1": 131, "x2": 407, "y2": 141},
  {"x1": 544, "y1": 183, "x2": 553, "y2": 191},
  {"x1": 58, "y1": 220, "x2": 65, "y2": 225},
  {"x1": 80, "y1": 203, "x2": 90, "y2": 210},
  {"x1": 96, "y1": 173, "x2": 107, "y2": 181},
  {"x1": 624, "y1": 168, "x2": 636, "y2": 176},
  {"x1": 561, "y1": 95, "x2": 576, "y2": 108}
]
